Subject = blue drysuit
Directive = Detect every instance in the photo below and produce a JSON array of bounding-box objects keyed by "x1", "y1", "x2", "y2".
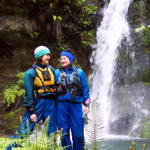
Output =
[
  {"x1": 55, "y1": 66, "x2": 90, "y2": 150},
  {"x1": 17, "y1": 64, "x2": 57, "y2": 136}
]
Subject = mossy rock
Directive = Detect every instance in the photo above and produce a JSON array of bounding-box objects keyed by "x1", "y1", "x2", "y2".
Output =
[
  {"x1": 143, "y1": 30, "x2": 150, "y2": 51},
  {"x1": 130, "y1": 0, "x2": 149, "y2": 24},
  {"x1": 136, "y1": 68, "x2": 150, "y2": 83}
]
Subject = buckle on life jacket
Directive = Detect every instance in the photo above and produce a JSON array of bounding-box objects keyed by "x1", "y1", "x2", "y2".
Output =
[{"x1": 57, "y1": 68, "x2": 82, "y2": 101}]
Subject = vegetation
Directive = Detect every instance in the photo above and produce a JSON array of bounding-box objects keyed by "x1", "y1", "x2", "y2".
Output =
[
  {"x1": 0, "y1": 118, "x2": 64, "y2": 150},
  {"x1": 130, "y1": 0, "x2": 149, "y2": 24},
  {"x1": 128, "y1": 141, "x2": 147, "y2": 150},
  {"x1": 135, "y1": 25, "x2": 150, "y2": 53},
  {"x1": 140, "y1": 121, "x2": 150, "y2": 139},
  {"x1": 3, "y1": 108, "x2": 23, "y2": 131},
  {"x1": 3, "y1": 72, "x2": 25, "y2": 107},
  {"x1": 21, "y1": 0, "x2": 97, "y2": 56},
  {"x1": 137, "y1": 68, "x2": 150, "y2": 83},
  {"x1": 81, "y1": 30, "x2": 96, "y2": 46},
  {"x1": 85, "y1": 100, "x2": 104, "y2": 150},
  {"x1": 135, "y1": 25, "x2": 150, "y2": 83},
  {"x1": 143, "y1": 29, "x2": 150, "y2": 54}
]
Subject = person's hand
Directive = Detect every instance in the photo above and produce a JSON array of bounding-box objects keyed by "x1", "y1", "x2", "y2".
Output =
[
  {"x1": 30, "y1": 114, "x2": 37, "y2": 122},
  {"x1": 84, "y1": 106, "x2": 90, "y2": 115}
]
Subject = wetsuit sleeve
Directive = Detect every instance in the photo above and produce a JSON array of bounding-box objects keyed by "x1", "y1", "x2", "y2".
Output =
[
  {"x1": 54, "y1": 69, "x2": 60, "y2": 82},
  {"x1": 79, "y1": 69, "x2": 90, "y2": 103},
  {"x1": 49, "y1": 65, "x2": 57, "y2": 82},
  {"x1": 23, "y1": 68, "x2": 36, "y2": 114}
]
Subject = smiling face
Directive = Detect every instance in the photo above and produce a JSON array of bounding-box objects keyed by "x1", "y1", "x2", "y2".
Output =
[
  {"x1": 60, "y1": 55, "x2": 71, "y2": 68},
  {"x1": 41, "y1": 54, "x2": 51, "y2": 65}
]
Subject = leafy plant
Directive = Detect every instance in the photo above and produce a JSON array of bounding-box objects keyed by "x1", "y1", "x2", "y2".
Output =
[
  {"x1": 53, "y1": 16, "x2": 62, "y2": 21},
  {"x1": 83, "y1": 4, "x2": 97, "y2": 15},
  {"x1": 135, "y1": 25, "x2": 150, "y2": 33},
  {"x1": 81, "y1": 30, "x2": 96, "y2": 46},
  {"x1": 85, "y1": 100, "x2": 104, "y2": 150},
  {"x1": 3, "y1": 118, "x2": 64, "y2": 150},
  {"x1": 56, "y1": 38, "x2": 67, "y2": 51},
  {"x1": 29, "y1": 31, "x2": 40, "y2": 39},
  {"x1": 3, "y1": 72, "x2": 25, "y2": 107}
]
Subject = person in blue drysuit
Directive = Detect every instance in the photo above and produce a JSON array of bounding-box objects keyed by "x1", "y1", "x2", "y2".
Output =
[
  {"x1": 17, "y1": 46, "x2": 57, "y2": 136},
  {"x1": 55, "y1": 50, "x2": 91, "y2": 150}
]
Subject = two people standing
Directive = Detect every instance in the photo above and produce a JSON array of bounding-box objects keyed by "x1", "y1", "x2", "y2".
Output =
[{"x1": 19, "y1": 46, "x2": 90, "y2": 150}]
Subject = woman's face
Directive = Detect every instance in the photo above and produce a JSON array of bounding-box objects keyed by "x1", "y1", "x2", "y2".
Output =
[
  {"x1": 60, "y1": 56, "x2": 70, "y2": 68},
  {"x1": 41, "y1": 54, "x2": 50, "y2": 65}
]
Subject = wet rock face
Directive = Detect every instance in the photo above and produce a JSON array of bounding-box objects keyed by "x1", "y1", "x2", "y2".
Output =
[
  {"x1": 108, "y1": 83, "x2": 150, "y2": 136},
  {"x1": 0, "y1": 1, "x2": 38, "y2": 61},
  {"x1": 115, "y1": 0, "x2": 150, "y2": 85},
  {"x1": 0, "y1": 16, "x2": 37, "y2": 32},
  {"x1": 0, "y1": 15, "x2": 38, "y2": 58},
  {"x1": 1, "y1": 0, "x2": 22, "y2": 6},
  {"x1": 0, "y1": 15, "x2": 33, "y2": 61},
  {"x1": 109, "y1": 114, "x2": 134, "y2": 135}
]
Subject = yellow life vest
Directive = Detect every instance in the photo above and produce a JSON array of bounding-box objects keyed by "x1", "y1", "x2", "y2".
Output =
[{"x1": 34, "y1": 66, "x2": 56, "y2": 94}]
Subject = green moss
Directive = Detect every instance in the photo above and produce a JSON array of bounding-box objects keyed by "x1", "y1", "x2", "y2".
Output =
[
  {"x1": 133, "y1": 1, "x2": 146, "y2": 18},
  {"x1": 137, "y1": 68, "x2": 150, "y2": 83},
  {"x1": 118, "y1": 51, "x2": 132, "y2": 68},
  {"x1": 140, "y1": 121, "x2": 150, "y2": 138},
  {"x1": 133, "y1": 1, "x2": 145, "y2": 10},
  {"x1": 143, "y1": 82, "x2": 150, "y2": 86},
  {"x1": 131, "y1": 0, "x2": 148, "y2": 23},
  {"x1": 143, "y1": 30, "x2": 150, "y2": 51},
  {"x1": 119, "y1": 51, "x2": 129, "y2": 61}
]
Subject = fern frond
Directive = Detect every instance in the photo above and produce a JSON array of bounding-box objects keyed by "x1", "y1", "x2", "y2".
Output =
[{"x1": 85, "y1": 100, "x2": 104, "y2": 145}]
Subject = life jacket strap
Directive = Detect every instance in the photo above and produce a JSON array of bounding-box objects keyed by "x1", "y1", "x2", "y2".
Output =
[
  {"x1": 35, "y1": 85, "x2": 56, "y2": 90},
  {"x1": 37, "y1": 95, "x2": 57, "y2": 100},
  {"x1": 58, "y1": 68, "x2": 82, "y2": 101}
]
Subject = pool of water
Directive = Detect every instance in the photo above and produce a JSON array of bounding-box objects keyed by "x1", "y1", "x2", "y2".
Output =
[{"x1": 86, "y1": 135, "x2": 150, "y2": 150}]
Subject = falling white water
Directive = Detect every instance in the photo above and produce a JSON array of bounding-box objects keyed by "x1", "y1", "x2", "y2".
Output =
[{"x1": 90, "y1": 0, "x2": 132, "y2": 134}]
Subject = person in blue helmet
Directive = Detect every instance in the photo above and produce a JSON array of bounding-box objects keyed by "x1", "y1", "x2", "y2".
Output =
[
  {"x1": 17, "y1": 46, "x2": 57, "y2": 136},
  {"x1": 55, "y1": 49, "x2": 91, "y2": 150}
]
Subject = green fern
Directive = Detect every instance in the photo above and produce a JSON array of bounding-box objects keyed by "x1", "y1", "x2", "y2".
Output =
[
  {"x1": 3, "y1": 72, "x2": 25, "y2": 107},
  {"x1": 2, "y1": 118, "x2": 64, "y2": 150}
]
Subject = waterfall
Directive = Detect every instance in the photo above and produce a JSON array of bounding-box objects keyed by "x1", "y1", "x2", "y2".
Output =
[{"x1": 90, "y1": 0, "x2": 132, "y2": 135}]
